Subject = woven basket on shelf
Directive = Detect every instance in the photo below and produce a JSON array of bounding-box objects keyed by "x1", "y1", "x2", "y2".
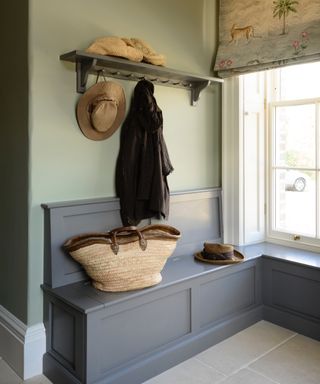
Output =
[{"x1": 64, "y1": 225, "x2": 181, "y2": 292}]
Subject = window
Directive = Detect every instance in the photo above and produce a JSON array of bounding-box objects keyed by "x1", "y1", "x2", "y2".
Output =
[
  {"x1": 222, "y1": 62, "x2": 320, "y2": 249},
  {"x1": 268, "y1": 62, "x2": 320, "y2": 246}
]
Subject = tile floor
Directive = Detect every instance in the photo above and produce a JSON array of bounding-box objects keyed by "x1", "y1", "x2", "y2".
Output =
[
  {"x1": 0, "y1": 321, "x2": 319, "y2": 384},
  {"x1": 0, "y1": 358, "x2": 51, "y2": 384},
  {"x1": 143, "y1": 321, "x2": 320, "y2": 384}
]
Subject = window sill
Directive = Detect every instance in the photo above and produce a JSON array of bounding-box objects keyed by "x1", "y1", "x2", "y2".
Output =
[
  {"x1": 238, "y1": 241, "x2": 320, "y2": 270},
  {"x1": 266, "y1": 233, "x2": 320, "y2": 255}
]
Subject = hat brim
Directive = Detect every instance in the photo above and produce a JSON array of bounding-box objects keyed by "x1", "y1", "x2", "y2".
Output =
[
  {"x1": 76, "y1": 81, "x2": 126, "y2": 141},
  {"x1": 194, "y1": 250, "x2": 244, "y2": 265}
]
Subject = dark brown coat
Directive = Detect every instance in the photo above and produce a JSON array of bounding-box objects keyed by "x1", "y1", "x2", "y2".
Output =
[{"x1": 115, "y1": 80, "x2": 173, "y2": 226}]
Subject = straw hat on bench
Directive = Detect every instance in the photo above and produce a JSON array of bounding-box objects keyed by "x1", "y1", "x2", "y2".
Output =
[{"x1": 195, "y1": 243, "x2": 244, "y2": 265}]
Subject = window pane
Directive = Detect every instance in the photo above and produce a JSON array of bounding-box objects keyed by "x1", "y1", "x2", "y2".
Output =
[
  {"x1": 274, "y1": 104, "x2": 315, "y2": 168},
  {"x1": 274, "y1": 169, "x2": 316, "y2": 237},
  {"x1": 280, "y1": 62, "x2": 320, "y2": 101}
]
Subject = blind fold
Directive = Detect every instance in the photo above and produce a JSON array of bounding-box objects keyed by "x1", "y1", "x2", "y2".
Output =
[{"x1": 214, "y1": 0, "x2": 320, "y2": 78}]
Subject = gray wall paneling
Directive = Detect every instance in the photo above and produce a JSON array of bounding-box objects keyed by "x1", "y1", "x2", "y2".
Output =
[
  {"x1": 42, "y1": 198, "x2": 124, "y2": 288},
  {"x1": 165, "y1": 189, "x2": 223, "y2": 257},
  {"x1": 41, "y1": 189, "x2": 222, "y2": 289}
]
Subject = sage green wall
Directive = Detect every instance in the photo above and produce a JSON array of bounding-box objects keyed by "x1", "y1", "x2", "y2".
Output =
[
  {"x1": 28, "y1": 0, "x2": 221, "y2": 324},
  {"x1": 0, "y1": 3, "x2": 29, "y2": 323}
]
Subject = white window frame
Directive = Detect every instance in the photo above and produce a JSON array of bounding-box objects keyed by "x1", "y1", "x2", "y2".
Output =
[
  {"x1": 266, "y1": 87, "x2": 320, "y2": 250},
  {"x1": 222, "y1": 74, "x2": 265, "y2": 246},
  {"x1": 222, "y1": 67, "x2": 320, "y2": 252}
]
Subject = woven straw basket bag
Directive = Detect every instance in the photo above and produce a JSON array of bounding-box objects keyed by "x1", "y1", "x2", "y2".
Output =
[{"x1": 64, "y1": 225, "x2": 181, "y2": 292}]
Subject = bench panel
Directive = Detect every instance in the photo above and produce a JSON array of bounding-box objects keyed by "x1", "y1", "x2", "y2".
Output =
[
  {"x1": 272, "y1": 269, "x2": 320, "y2": 320},
  {"x1": 262, "y1": 257, "x2": 320, "y2": 341},
  {"x1": 86, "y1": 288, "x2": 191, "y2": 382},
  {"x1": 199, "y1": 266, "x2": 256, "y2": 328},
  {"x1": 51, "y1": 304, "x2": 75, "y2": 368}
]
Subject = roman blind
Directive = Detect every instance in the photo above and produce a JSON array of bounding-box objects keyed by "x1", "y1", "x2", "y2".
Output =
[{"x1": 214, "y1": 0, "x2": 320, "y2": 78}]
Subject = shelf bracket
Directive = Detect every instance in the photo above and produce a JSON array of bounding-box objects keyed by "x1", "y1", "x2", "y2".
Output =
[
  {"x1": 76, "y1": 58, "x2": 97, "y2": 93},
  {"x1": 191, "y1": 80, "x2": 211, "y2": 106}
]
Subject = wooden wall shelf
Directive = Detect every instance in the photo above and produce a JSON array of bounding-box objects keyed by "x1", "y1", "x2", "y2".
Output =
[{"x1": 60, "y1": 50, "x2": 223, "y2": 106}]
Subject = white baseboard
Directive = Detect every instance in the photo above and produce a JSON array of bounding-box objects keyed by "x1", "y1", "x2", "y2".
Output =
[{"x1": 0, "y1": 305, "x2": 46, "y2": 379}]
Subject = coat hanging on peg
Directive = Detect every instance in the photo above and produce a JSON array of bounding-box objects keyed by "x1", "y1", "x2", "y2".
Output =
[{"x1": 116, "y1": 80, "x2": 173, "y2": 226}]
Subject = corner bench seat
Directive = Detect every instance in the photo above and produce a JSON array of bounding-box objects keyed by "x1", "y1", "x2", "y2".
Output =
[
  {"x1": 43, "y1": 242, "x2": 320, "y2": 315},
  {"x1": 42, "y1": 243, "x2": 320, "y2": 384},
  {"x1": 41, "y1": 190, "x2": 320, "y2": 384}
]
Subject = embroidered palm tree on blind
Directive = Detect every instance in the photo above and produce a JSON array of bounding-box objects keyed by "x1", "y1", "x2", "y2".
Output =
[{"x1": 273, "y1": 0, "x2": 299, "y2": 35}]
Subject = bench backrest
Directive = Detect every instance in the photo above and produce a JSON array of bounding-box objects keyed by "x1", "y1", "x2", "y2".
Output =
[{"x1": 42, "y1": 188, "x2": 222, "y2": 288}]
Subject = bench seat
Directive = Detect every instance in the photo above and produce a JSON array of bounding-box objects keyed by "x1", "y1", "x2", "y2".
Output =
[{"x1": 41, "y1": 190, "x2": 320, "y2": 384}]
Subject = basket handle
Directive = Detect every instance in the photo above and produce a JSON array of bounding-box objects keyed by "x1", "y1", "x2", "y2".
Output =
[{"x1": 109, "y1": 226, "x2": 147, "y2": 255}]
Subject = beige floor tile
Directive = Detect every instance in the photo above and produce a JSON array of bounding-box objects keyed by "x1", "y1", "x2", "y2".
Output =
[
  {"x1": 0, "y1": 360, "x2": 21, "y2": 384},
  {"x1": 23, "y1": 374, "x2": 52, "y2": 384},
  {"x1": 195, "y1": 320, "x2": 295, "y2": 375},
  {"x1": 0, "y1": 358, "x2": 52, "y2": 384},
  {"x1": 142, "y1": 357, "x2": 226, "y2": 384},
  {"x1": 218, "y1": 368, "x2": 279, "y2": 384},
  {"x1": 250, "y1": 334, "x2": 320, "y2": 384}
]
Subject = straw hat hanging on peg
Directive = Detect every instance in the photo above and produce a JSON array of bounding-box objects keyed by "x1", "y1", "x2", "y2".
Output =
[{"x1": 76, "y1": 71, "x2": 126, "y2": 141}]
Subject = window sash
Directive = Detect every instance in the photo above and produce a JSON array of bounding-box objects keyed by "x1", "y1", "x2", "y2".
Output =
[{"x1": 268, "y1": 95, "x2": 320, "y2": 247}]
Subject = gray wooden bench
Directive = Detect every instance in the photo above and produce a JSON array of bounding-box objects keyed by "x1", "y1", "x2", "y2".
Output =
[{"x1": 41, "y1": 188, "x2": 320, "y2": 384}]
